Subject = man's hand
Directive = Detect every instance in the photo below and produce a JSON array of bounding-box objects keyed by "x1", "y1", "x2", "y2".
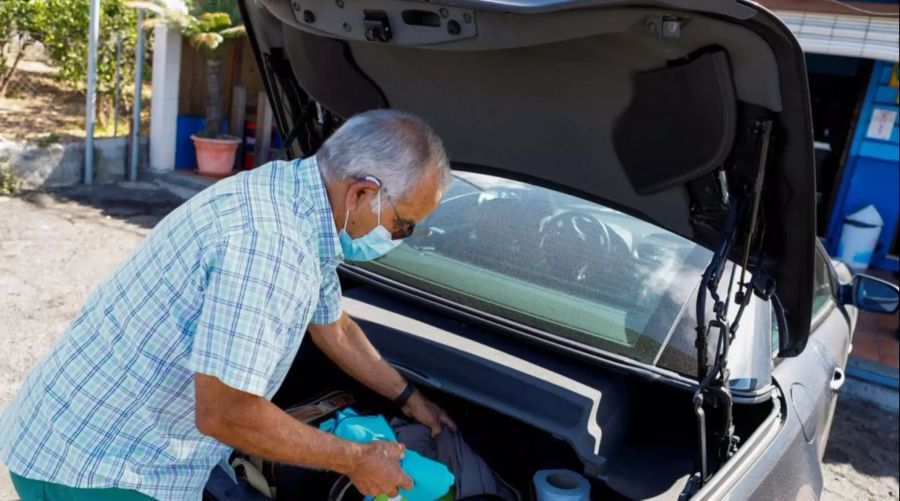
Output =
[
  {"x1": 194, "y1": 373, "x2": 409, "y2": 495},
  {"x1": 309, "y1": 315, "x2": 458, "y2": 435},
  {"x1": 401, "y1": 391, "x2": 457, "y2": 437},
  {"x1": 347, "y1": 441, "x2": 413, "y2": 497}
]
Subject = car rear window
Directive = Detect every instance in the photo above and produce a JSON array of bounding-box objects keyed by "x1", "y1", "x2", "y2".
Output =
[{"x1": 352, "y1": 172, "x2": 711, "y2": 365}]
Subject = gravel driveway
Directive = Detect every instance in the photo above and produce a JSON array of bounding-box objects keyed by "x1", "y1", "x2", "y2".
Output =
[{"x1": 0, "y1": 185, "x2": 897, "y2": 500}]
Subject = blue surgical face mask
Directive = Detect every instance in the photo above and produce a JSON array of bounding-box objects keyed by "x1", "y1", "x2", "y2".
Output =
[{"x1": 338, "y1": 190, "x2": 402, "y2": 261}]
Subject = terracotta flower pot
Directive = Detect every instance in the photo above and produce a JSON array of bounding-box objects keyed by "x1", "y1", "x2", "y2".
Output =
[{"x1": 191, "y1": 134, "x2": 241, "y2": 176}]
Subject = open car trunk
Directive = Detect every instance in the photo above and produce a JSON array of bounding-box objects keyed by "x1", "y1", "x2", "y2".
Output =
[
  {"x1": 252, "y1": 284, "x2": 778, "y2": 501},
  {"x1": 238, "y1": 0, "x2": 817, "y2": 357},
  {"x1": 233, "y1": 0, "x2": 813, "y2": 496}
]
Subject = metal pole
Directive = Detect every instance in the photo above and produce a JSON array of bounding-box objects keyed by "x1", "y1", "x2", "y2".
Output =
[
  {"x1": 84, "y1": 0, "x2": 100, "y2": 184},
  {"x1": 129, "y1": 9, "x2": 145, "y2": 181},
  {"x1": 113, "y1": 32, "x2": 123, "y2": 137}
]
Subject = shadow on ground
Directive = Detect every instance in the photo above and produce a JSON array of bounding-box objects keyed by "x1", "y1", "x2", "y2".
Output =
[
  {"x1": 823, "y1": 393, "x2": 899, "y2": 481},
  {"x1": 19, "y1": 183, "x2": 184, "y2": 230}
]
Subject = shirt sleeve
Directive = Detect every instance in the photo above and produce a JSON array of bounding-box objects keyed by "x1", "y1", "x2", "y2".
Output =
[
  {"x1": 310, "y1": 268, "x2": 343, "y2": 325},
  {"x1": 190, "y1": 232, "x2": 313, "y2": 396}
]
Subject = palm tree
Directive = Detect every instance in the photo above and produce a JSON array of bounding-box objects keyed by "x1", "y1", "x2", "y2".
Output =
[{"x1": 133, "y1": 0, "x2": 245, "y2": 139}]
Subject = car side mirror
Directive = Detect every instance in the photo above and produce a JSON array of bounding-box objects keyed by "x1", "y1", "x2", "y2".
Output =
[{"x1": 845, "y1": 274, "x2": 900, "y2": 314}]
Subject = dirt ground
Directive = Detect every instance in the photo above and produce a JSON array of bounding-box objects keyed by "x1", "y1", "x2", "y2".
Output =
[
  {"x1": 0, "y1": 61, "x2": 86, "y2": 142},
  {"x1": 0, "y1": 185, "x2": 898, "y2": 500},
  {"x1": 0, "y1": 61, "x2": 151, "y2": 143}
]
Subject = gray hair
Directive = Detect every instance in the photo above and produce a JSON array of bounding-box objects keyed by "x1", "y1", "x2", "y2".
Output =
[{"x1": 316, "y1": 110, "x2": 451, "y2": 201}]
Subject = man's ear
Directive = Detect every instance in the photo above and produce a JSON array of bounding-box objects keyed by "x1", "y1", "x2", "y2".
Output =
[{"x1": 346, "y1": 180, "x2": 380, "y2": 211}]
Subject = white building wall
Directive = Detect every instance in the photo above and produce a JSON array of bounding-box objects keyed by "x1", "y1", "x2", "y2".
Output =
[{"x1": 149, "y1": 25, "x2": 182, "y2": 172}]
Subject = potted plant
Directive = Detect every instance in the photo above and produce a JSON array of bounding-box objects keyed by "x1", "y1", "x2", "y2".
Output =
[{"x1": 136, "y1": 0, "x2": 245, "y2": 175}]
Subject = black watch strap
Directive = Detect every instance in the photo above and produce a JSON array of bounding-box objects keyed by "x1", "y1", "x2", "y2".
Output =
[{"x1": 394, "y1": 383, "x2": 416, "y2": 408}]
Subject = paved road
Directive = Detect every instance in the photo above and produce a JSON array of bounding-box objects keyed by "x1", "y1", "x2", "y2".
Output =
[
  {"x1": 822, "y1": 390, "x2": 899, "y2": 500},
  {"x1": 0, "y1": 186, "x2": 897, "y2": 500},
  {"x1": 0, "y1": 185, "x2": 181, "y2": 500}
]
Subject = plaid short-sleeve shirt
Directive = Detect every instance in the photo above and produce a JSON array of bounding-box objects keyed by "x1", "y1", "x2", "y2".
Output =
[{"x1": 0, "y1": 157, "x2": 344, "y2": 500}]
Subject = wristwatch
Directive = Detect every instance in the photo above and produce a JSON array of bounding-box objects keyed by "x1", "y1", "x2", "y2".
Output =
[{"x1": 394, "y1": 383, "x2": 417, "y2": 408}]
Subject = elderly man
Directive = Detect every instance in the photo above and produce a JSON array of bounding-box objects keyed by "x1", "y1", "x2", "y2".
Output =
[{"x1": 0, "y1": 110, "x2": 455, "y2": 500}]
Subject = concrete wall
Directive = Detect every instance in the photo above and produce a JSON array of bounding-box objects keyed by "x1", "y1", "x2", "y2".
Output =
[{"x1": 1, "y1": 137, "x2": 149, "y2": 189}]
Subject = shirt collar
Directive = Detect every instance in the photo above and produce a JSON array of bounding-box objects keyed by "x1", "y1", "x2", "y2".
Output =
[{"x1": 297, "y1": 155, "x2": 343, "y2": 266}]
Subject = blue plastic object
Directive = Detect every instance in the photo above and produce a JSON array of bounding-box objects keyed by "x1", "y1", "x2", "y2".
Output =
[
  {"x1": 319, "y1": 408, "x2": 455, "y2": 501},
  {"x1": 533, "y1": 470, "x2": 590, "y2": 501},
  {"x1": 174, "y1": 115, "x2": 229, "y2": 169}
]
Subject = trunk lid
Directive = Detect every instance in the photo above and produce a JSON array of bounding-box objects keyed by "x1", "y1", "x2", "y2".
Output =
[{"x1": 239, "y1": 0, "x2": 815, "y2": 357}]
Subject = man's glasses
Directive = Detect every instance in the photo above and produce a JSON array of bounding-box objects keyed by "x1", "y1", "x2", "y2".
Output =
[
  {"x1": 383, "y1": 193, "x2": 416, "y2": 240},
  {"x1": 357, "y1": 175, "x2": 416, "y2": 240}
]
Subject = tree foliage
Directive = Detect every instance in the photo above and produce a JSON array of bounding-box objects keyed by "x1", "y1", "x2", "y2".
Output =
[
  {"x1": 0, "y1": 0, "x2": 43, "y2": 95},
  {"x1": 132, "y1": 0, "x2": 244, "y2": 58},
  {"x1": 0, "y1": 1, "x2": 41, "y2": 39},
  {"x1": 39, "y1": 0, "x2": 141, "y2": 94},
  {"x1": 1, "y1": 0, "x2": 145, "y2": 119}
]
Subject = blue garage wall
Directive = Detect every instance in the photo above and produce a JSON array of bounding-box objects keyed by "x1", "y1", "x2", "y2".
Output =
[{"x1": 826, "y1": 61, "x2": 900, "y2": 272}]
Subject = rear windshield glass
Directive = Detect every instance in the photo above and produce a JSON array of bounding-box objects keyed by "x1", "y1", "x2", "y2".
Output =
[{"x1": 353, "y1": 172, "x2": 711, "y2": 364}]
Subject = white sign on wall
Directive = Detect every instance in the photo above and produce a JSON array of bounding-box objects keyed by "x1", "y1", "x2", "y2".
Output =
[{"x1": 866, "y1": 108, "x2": 897, "y2": 141}]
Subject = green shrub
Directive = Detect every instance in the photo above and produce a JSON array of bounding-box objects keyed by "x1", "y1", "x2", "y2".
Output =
[{"x1": 0, "y1": 162, "x2": 20, "y2": 196}]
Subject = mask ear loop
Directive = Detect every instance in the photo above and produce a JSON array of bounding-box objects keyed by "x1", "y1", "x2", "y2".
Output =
[
  {"x1": 360, "y1": 175, "x2": 383, "y2": 227},
  {"x1": 342, "y1": 206, "x2": 351, "y2": 232},
  {"x1": 375, "y1": 189, "x2": 382, "y2": 227}
]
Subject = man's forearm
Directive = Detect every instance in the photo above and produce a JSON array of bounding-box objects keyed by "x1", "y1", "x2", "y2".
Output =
[
  {"x1": 197, "y1": 382, "x2": 363, "y2": 474},
  {"x1": 310, "y1": 314, "x2": 408, "y2": 400},
  {"x1": 308, "y1": 314, "x2": 457, "y2": 437}
]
